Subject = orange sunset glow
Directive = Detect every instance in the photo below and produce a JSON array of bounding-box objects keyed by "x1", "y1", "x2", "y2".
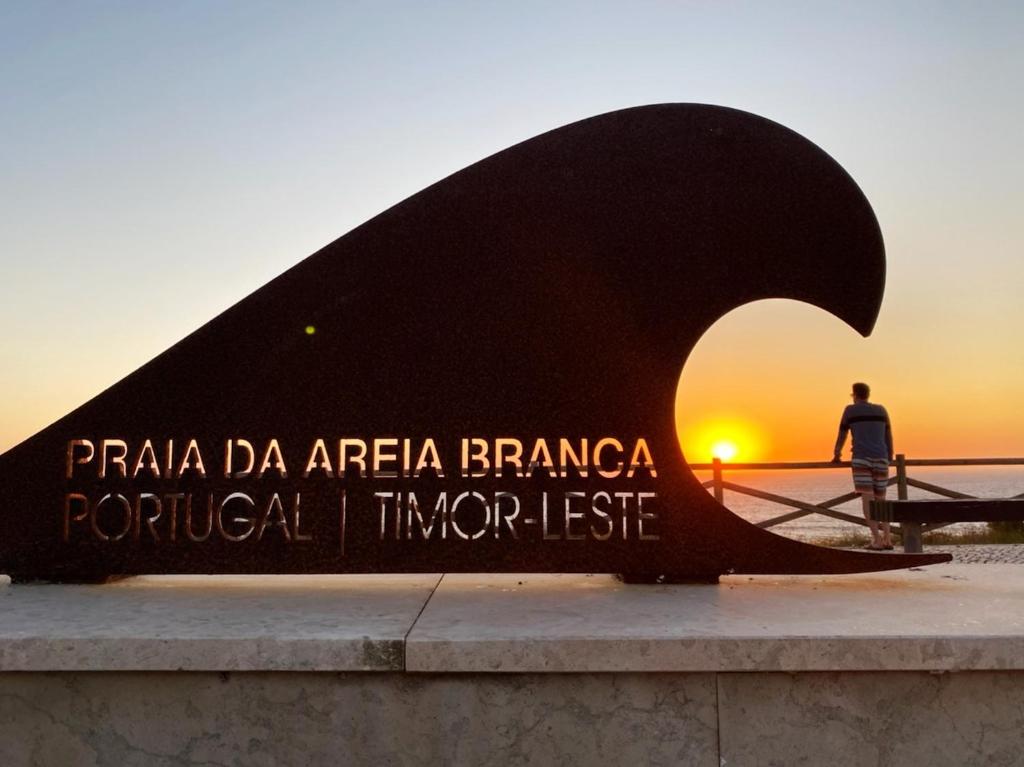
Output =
[
  {"x1": 682, "y1": 417, "x2": 762, "y2": 463},
  {"x1": 677, "y1": 300, "x2": 1024, "y2": 463}
]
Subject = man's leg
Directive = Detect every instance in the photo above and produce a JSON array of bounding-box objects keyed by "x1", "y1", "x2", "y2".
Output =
[
  {"x1": 873, "y1": 460, "x2": 892, "y2": 547},
  {"x1": 876, "y1": 493, "x2": 892, "y2": 547},
  {"x1": 852, "y1": 459, "x2": 883, "y2": 547},
  {"x1": 859, "y1": 491, "x2": 883, "y2": 546}
]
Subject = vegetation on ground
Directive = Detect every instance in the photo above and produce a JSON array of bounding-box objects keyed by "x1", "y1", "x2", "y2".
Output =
[{"x1": 813, "y1": 522, "x2": 1024, "y2": 548}]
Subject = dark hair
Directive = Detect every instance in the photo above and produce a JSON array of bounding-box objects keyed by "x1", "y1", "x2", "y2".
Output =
[{"x1": 852, "y1": 382, "x2": 870, "y2": 399}]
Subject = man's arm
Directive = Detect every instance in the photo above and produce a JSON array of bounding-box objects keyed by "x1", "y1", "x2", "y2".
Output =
[
  {"x1": 832, "y1": 411, "x2": 849, "y2": 461},
  {"x1": 884, "y1": 408, "x2": 894, "y2": 461}
]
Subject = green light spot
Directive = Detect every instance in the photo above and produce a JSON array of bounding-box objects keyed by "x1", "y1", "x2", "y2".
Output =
[{"x1": 305, "y1": 325, "x2": 316, "y2": 335}]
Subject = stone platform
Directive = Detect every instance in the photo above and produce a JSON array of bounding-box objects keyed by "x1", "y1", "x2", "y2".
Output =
[{"x1": 2, "y1": 564, "x2": 1022, "y2": 765}]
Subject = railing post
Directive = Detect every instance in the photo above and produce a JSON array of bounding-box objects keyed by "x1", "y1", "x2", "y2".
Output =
[
  {"x1": 894, "y1": 453, "x2": 922, "y2": 552},
  {"x1": 896, "y1": 454, "x2": 908, "y2": 500},
  {"x1": 712, "y1": 457, "x2": 724, "y2": 505}
]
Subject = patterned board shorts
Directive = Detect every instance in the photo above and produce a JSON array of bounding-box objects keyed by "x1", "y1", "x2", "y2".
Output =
[{"x1": 851, "y1": 457, "x2": 890, "y2": 495}]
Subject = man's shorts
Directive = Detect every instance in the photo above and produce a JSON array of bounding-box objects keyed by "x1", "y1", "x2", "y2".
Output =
[{"x1": 851, "y1": 457, "x2": 889, "y2": 496}]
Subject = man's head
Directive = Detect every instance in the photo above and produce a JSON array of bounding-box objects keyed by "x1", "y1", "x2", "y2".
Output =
[{"x1": 851, "y1": 382, "x2": 870, "y2": 401}]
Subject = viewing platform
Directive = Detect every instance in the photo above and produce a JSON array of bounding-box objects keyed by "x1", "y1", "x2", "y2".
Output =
[{"x1": 2, "y1": 564, "x2": 1023, "y2": 765}]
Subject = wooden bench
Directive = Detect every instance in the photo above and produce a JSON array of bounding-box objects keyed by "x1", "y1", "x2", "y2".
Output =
[{"x1": 870, "y1": 498, "x2": 1024, "y2": 553}]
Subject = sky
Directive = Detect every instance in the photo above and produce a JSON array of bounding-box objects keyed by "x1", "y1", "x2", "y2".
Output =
[{"x1": 1, "y1": 1, "x2": 1022, "y2": 462}]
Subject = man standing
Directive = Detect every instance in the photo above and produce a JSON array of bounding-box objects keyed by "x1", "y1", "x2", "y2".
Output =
[{"x1": 832, "y1": 382, "x2": 894, "y2": 550}]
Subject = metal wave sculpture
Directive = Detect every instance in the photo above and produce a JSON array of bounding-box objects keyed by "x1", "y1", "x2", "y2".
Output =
[{"x1": 0, "y1": 103, "x2": 951, "y2": 582}]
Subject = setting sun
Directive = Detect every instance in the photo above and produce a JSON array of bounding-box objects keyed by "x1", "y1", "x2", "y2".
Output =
[
  {"x1": 677, "y1": 413, "x2": 764, "y2": 464},
  {"x1": 711, "y1": 440, "x2": 738, "y2": 461}
]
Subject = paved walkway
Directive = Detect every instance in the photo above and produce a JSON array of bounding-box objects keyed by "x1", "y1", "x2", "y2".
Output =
[
  {"x1": 923, "y1": 544, "x2": 1024, "y2": 564},
  {"x1": 836, "y1": 544, "x2": 1024, "y2": 564}
]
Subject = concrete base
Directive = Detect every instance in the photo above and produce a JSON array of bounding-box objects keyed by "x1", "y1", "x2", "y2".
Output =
[
  {"x1": 718, "y1": 671, "x2": 1024, "y2": 767},
  {"x1": 2, "y1": 671, "x2": 1022, "y2": 766},
  {"x1": 0, "y1": 672, "x2": 720, "y2": 766},
  {"x1": 2, "y1": 565, "x2": 1024, "y2": 765}
]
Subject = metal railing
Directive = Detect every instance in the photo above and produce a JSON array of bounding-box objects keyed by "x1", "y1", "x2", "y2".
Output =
[{"x1": 687, "y1": 455, "x2": 1024, "y2": 535}]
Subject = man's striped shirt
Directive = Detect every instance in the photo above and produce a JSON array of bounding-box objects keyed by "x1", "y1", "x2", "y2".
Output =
[{"x1": 834, "y1": 401, "x2": 893, "y2": 460}]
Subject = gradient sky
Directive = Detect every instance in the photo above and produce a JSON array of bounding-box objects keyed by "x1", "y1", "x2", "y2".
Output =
[{"x1": 2, "y1": 1, "x2": 1022, "y2": 461}]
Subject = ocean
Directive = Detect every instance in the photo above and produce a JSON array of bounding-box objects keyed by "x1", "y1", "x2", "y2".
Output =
[{"x1": 692, "y1": 465, "x2": 1024, "y2": 541}]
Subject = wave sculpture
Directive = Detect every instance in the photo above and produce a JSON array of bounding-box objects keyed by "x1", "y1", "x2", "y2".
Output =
[{"x1": 0, "y1": 103, "x2": 951, "y2": 582}]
